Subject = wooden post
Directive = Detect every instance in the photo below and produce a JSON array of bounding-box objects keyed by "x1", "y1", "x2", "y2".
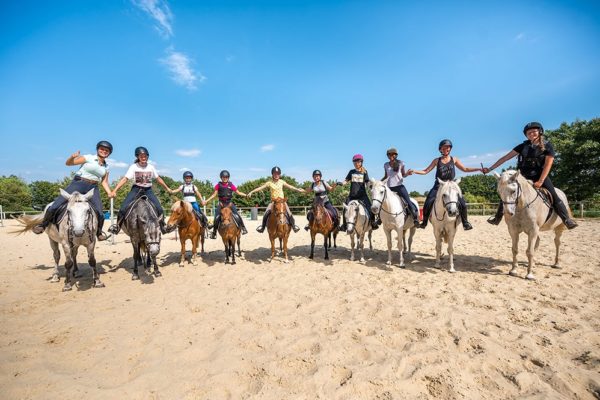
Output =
[
  {"x1": 110, "y1": 199, "x2": 115, "y2": 245},
  {"x1": 580, "y1": 202, "x2": 584, "y2": 218}
]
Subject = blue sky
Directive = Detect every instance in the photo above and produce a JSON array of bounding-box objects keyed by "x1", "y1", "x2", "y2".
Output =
[{"x1": 1, "y1": 0, "x2": 599, "y2": 193}]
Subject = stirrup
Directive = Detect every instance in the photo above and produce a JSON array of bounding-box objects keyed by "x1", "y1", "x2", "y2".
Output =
[
  {"x1": 97, "y1": 231, "x2": 110, "y2": 241},
  {"x1": 304, "y1": 225, "x2": 310, "y2": 231},
  {"x1": 292, "y1": 225, "x2": 300, "y2": 233},
  {"x1": 108, "y1": 224, "x2": 120, "y2": 234},
  {"x1": 487, "y1": 216, "x2": 501, "y2": 225},
  {"x1": 463, "y1": 221, "x2": 473, "y2": 231},
  {"x1": 256, "y1": 225, "x2": 265, "y2": 233}
]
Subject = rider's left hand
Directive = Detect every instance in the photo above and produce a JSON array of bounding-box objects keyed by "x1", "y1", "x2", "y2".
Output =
[{"x1": 533, "y1": 180, "x2": 543, "y2": 189}]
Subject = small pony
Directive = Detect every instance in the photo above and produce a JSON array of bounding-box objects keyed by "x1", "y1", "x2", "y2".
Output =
[
  {"x1": 218, "y1": 203, "x2": 241, "y2": 264},
  {"x1": 308, "y1": 196, "x2": 339, "y2": 260},
  {"x1": 167, "y1": 200, "x2": 205, "y2": 267},
  {"x1": 267, "y1": 197, "x2": 292, "y2": 262}
]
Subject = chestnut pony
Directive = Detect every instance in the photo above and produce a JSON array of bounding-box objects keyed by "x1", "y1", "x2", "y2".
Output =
[
  {"x1": 167, "y1": 201, "x2": 205, "y2": 267},
  {"x1": 218, "y1": 203, "x2": 241, "y2": 264},
  {"x1": 267, "y1": 197, "x2": 292, "y2": 262},
  {"x1": 308, "y1": 196, "x2": 338, "y2": 260}
]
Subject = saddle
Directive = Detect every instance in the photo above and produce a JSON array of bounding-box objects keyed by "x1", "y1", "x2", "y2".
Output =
[
  {"x1": 52, "y1": 202, "x2": 69, "y2": 226},
  {"x1": 537, "y1": 188, "x2": 554, "y2": 223},
  {"x1": 124, "y1": 195, "x2": 160, "y2": 221},
  {"x1": 391, "y1": 192, "x2": 413, "y2": 215}
]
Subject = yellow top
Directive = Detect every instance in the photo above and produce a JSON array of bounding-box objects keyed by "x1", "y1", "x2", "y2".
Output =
[{"x1": 267, "y1": 180, "x2": 285, "y2": 200}]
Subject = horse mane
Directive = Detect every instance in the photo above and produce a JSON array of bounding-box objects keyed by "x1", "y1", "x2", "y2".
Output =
[
  {"x1": 499, "y1": 171, "x2": 537, "y2": 206},
  {"x1": 171, "y1": 201, "x2": 192, "y2": 213}
]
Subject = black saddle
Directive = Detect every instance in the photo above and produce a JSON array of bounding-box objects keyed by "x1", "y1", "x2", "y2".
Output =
[{"x1": 124, "y1": 195, "x2": 160, "y2": 221}]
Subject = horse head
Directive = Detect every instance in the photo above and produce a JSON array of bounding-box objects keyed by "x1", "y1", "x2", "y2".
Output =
[
  {"x1": 437, "y1": 178, "x2": 462, "y2": 217},
  {"x1": 220, "y1": 203, "x2": 234, "y2": 225},
  {"x1": 273, "y1": 197, "x2": 288, "y2": 225},
  {"x1": 369, "y1": 179, "x2": 386, "y2": 214},
  {"x1": 167, "y1": 201, "x2": 191, "y2": 230},
  {"x1": 344, "y1": 200, "x2": 361, "y2": 234},
  {"x1": 497, "y1": 170, "x2": 521, "y2": 216},
  {"x1": 60, "y1": 188, "x2": 94, "y2": 237}
]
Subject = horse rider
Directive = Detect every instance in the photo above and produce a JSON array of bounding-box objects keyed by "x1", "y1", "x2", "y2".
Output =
[
  {"x1": 169, "y1": 171, "x2": 209, "y2": 227},
  {"x1": 303, "y1": 169, "x2": 339, "y2": 231},
  {"x1": 407, "y1": 139, "x2": 481, "y2": 230},
  {"x1": 202, "y1": 170, "x2": 249, "y2": 239},
  {"x1": 248, "y1": 166, "x2": 305, "y2": 233},
  {"x1": 32, "y1": 141, "x2": 115, "y2": 241},
  {"x1": 381, "y1": 147, "x2": 420, "y2": 226},
  {"x1": 338, "y1": 154, "x2": 379, "y2": 231},
  {"x1": 483, "y1": 122, "x2": 578, "y2": 229},
  {"x1": 108, "y1": 146, "x2": 173, "y2": 234}
]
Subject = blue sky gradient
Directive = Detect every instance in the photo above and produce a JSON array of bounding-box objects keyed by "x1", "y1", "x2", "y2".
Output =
[{"x1": 1, "y1": 0, "x2": 599, "y2": 192}]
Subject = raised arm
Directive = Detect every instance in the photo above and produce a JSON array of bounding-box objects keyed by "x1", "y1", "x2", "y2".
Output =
[
  {"x1": 65, "y1": 150, "x2": 87, "y2": 166},
  {"x1": 407, "y1": 158, "x2": 437, "y2": 176},
  {"x1": 282, "y1": 180, "x2": 304, "y2": 193},
  {"x1": 483, "y1": 150, "x2": 519, "y2": 173},
  {"x1": 202, "y1": 189, "x2": 218, "y2": 205},
  {"x1": 155, "y1": 176, "x2": 172, "y2": 192},
  {"x1": 111, "y1": 176, "x2": 129, "y2": 196},
  {"x1": 454, "y1": 157, "x2": 483, "y2": 173},
  {"x1": 235, "y1": 189, "x2": 248, "y2": 197},
  {"x1": 247, "y1": 182, "x2": 268, "y2": 196}
]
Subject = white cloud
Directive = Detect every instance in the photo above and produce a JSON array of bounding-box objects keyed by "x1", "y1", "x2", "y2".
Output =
[
  {"x1": 160, "y1": 48, "x2": 205, "y2": 91},
  {"x1": 179, "y1": 167, "x2": 190, "y2": 172},
  {"x1": 175, "y1": 148, "x2": 202, "y2": 157},
  {"x1": 514, "y1": 32, "x2": 525, "y2": 41},
  {"x1": 132, "y1": 0, "x2": 174, "y2": 38},
  {"x1": 462, "y1": 150, "x2": 509, "y2": 166},
  {"x1": 226, "y1": 55, "x2": 236, "y2": 63},
  {"x1": 107, "y1": 158, "x2": 128, "y2": 168},
  {"x1": 260, "y1": 144, "x2": 275, "y2": 152}
]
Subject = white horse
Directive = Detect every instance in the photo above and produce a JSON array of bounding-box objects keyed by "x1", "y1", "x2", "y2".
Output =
[
  {"x1": 343, "y1": 200, "x2": 373, "y2": 262},
  {"x1": 493, "y1": 170, "x2": 569, "y2": 280},
  {"x1": 14, "y1": 189, "x2": 103, "y2": 291},
  {"x1": 430, "y1": 178, "x2": 462, "y2": 272},
  {"x1": 369, "y1": 179, "x2": 419, "y2": 267}
]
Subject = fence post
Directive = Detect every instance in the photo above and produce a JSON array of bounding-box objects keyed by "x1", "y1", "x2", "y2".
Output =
[
  {"x1": 110, "y1": 198, "x2": 116, "y2": 245},
  {"x1": 0, "y1": 205, "x2": 3, "y2": 227},
  {"x1": 580, "y1": 202, "x2": 584, "y2": 219}
]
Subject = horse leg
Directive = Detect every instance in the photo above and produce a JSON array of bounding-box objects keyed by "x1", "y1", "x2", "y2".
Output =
[
  {"x1": 283, "y1": 235, "x2": 289, "y2": 262},
  {"x1": 191, "y1": 235, "x2": 198, "y2": 265},
  {"x1": 49, "y1": 238, "x2": 61, "y2": 282},
  {"x1": 72, "y1": 246, "x2": 81, "y2": 278},
  {"x1": 237, "y1": 233, "x2": 241, "y2": 257},
  {"x1": 88, "y1": 243, "x2": 104, "y2": 288},
  {"x1": 61, "y1": 243, "x2": 74, "y2": 291},
  {"x1": 525, "y1": 232, "x2": 537, "y2": 280},
  {"x1": 333, "y1": 230, "x2": 338, "y2": 248},
  {"x1": 408, "y1": 227, "x2": 416, "y2": 256},
  {"x1": 359, "y1": 233, "x2": 366, "y2": 263},
  {"x1": 309, "y1": 232, "x2": 315, "y2": 259},
  {"x1": 224, "y1": 239, "x2": 230, "y2": 264},
  {"x1": 200, "y1": 230, "x2": 205, "y2": 254},
  {"x1": 153, "y1": 255, "x2": 161, "y2": 277},
  {"x1": 279, "y1": 238, "x2": 283, "y2": 253},
  {"x1": 349, "y1": 233, "x2": 356, "y2": 261},
  {"x1": 179, "y1": 237, "x2": 186, "y2": 267},
  {"x1": 385, "y1": 229, "x2": 393, "y2": 265},
  {"x1": 324, "y1": 234, "x2": 329, "y2": 260},
  {"x1": 534, "y1": 236, "x2": 540, "y2": 251},
  {"x1": 434, "y1": 231, "x2": 442, "y2": 269},
  {"x1": 447, "y1": 230, "x2": 455, "y2": 273},
  {"x1": 509, "y1": 232, "x2": 519, "y2": 276},
  {"x1": 397, "y1": 228, "x2": 405, "y2": 268},
  {"x1": 552, "y1": 229, "x2": 563, "y2": 269},
  {"x1": 132, "y1": 243, "x2": 140, "y2": 280},
  {"x1": 270, "y1": 237, "x2": 276, "y2": 262},
  {"x1": 231, "y1": 239, "x2": 237, "y2": 265},
  {"x1": 368, "y1": 231, "x2": 373, "y2": 250}
]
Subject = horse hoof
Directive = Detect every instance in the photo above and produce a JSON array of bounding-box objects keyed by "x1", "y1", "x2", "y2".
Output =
[
  {"x1": 155, "y1": 271, "x2": 162, "y2": 277},
  {"x1": 386, "y1": 261, "x2": 392, "y2": 266},
  {"x1": 509, "y1": 270, "x2": 518, "y2": 276},
  {"x1": 50, "y1": 275, "x2": 60, "y2": 283},
  {"x1": 94, "y1": 281, "x2": 105, "y2": 288},
  {"x1": 231, "y1": 261, "x2": 236, "y2": 265},
  {"x1": 398, "y1": 264, "x2": 406, "y2": 269},
  {"x1": 325, "y1": 256, "x2": 329, "y2": 260},
  {"x1": 449, "y1": 269, "x2": 456, "y2": 273},
  {"x1": 551, "y1": 264, "x2": 561, "y2": 269},
  {"x1": 132, "y1": 274, "x2": 139, "y2": 281},
  {"x1": 62, "y1": 285, "x2": 72, "y2": 292},
  {"x1": 525, "y1": 274, "x2": 535, "y2": 280},
  {"x1": 360, "y1": 258, "x2": 365, "y2": 263},
  {"x1": 179, "y1": 264, "x2": 184, "y2": 268},
  {"x1": 309, "y1": 255, "x2": 314, "y2": 259}
]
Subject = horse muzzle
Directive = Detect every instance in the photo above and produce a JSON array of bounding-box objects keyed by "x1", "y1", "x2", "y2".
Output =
[
  {"x1": 370, "y1": 206, "x2": 379, "y2": 214},
  {"x1": 72, "y1": 228, "x2": 86, "y2": 237},
  {"x1": 148, "y1": 244, "x2": 160, "y2": 256}
]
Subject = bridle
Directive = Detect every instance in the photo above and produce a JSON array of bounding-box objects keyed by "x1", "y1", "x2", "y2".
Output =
[
  {"x1": 501, "y1": 180, "x2": 545, "y2": 209},
  {"x1": 371, "y1": 185, "x2": 406, "y2": 218},
  {"x1": 346, "y1": 201, "x2": 369, "y2": 233},
  {"x1": 433, "y1": 185, "x2": 459, "y2": 221},
  {"x1": 66, "y1": 202, "x2": 94, "y2": 247}
]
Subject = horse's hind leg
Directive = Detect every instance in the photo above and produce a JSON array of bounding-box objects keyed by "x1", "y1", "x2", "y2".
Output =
[
  {"x1": 434, "y1": 233, "x2": 443, "y2": 269},
  {"x1": 49, "y1": 239, "x2": 61, "y2": 283},
  {"x1": 132, "y1": 244, "x2": 140, "y2": 280},
  {"x1": 552, "y1": 229, "x2": 564, "y2": 269},
  {"x1": 324, "y1": 234, "x2": 329, "y2": 260},
  {"x1": 359, "y1": 234, "x2": 366, "y2": 263},
  {"x1": 237, "y1": 234, "x2": 241, "y2": 257},
  {"x1": 385, "y1": 229, "x2": 393, "y2": 265},
  {"x1": 88, "y1": 244, "x2": 104, "y2": 288},
  {"x1": 200, "y1": 231, "x2": 205, "y2": 254},
  {"x1": 309, "y1": 233, "x2": 316, "y2": 259},
  {"x1": 368, "y1": 231, "x2": 373, "y2": 250},
  {"x1": 397, "y1": 229, "x2": 405, "y2": 268},
  {"x1": 230, "y1": 240, "x2": 236, "y2": 265},
  {"x1": 525, "y1": 232, "x2": 537, "y2": 280},
  {"x1": 283, "y1": 235, "x2": 290, "y2": 263}
]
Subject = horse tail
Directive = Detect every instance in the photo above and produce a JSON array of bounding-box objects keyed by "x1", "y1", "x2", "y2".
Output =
[{"x1": 11, "y1": 213, "x2": 45, "y2": 235}]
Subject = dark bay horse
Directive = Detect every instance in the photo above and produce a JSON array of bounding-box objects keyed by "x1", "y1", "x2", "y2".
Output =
[
  {"x1": 218, "y1": 203, "x2": 241, "y2": 264},
  {"x1": 167, "y1": 201, "x2": 205, "y2": 267},
  {"x1": 308, "y1": 196, "x2": 338, "y2": 260},
  {"x1": 267, "y1": 197, "x2": 292, "y2": 262},
  {"x1": 122, "y1": 196, "x2": 162, "y2": 280}
]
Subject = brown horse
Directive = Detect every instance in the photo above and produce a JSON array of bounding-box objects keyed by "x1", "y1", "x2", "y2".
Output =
[
  {"x1": 268, "y1": 197, "x2": 292, "y2": 262},
  {"x1": 167, "y1": 201, "x2": 205, "y2": 267},
  {"x1": 308, "y1": 196, "x2": 338, "y2": 260},
  {"x1": 218, "y1": 203, "x2": 241, "y2": 264}
]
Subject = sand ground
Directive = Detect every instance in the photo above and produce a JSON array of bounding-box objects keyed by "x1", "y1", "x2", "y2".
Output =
[{"x1": 0, "y1": 216, "x2": 599, "y2": 399}]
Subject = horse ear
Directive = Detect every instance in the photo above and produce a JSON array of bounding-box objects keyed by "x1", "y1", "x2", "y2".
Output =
[
  {"x1": 381, "y1": 177, "x2": 389, "y2": 185},
  {"x1": 455, "y1": 178, "x2": 461, "y2": 186},
  {"x1": 343, "y1": 204, "x2": 348, "y2": 210},
  {"x1": 509, "y1": 171, "x2": 519, "y2": 183},
  {"x1": 60, "y1": 188, "x2": 72, "y2": 201},
  {"x1": 437, "y1": 177, "x2": 444, "y2": 185},
  {"x1": 84, "y1": 189, "x2": 94, "y2": 200},
  {"x1": 492, "y1": 171, "x2": 501, "y2": 180}
]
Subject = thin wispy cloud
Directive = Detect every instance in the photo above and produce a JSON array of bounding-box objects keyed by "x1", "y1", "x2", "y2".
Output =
[
  {"x1": 107, "y1": 158, "x2": 128, "y2": 168},
  {"x1": 514, "y1": 32, "x2": 525, "y2": 41},
  {"x1": 226, "y1": 55, "x2": 236, "y2": 63},
  {"x1": 175, "y1": 148, "x2": 202, "y2": 157},
  {"x1": 160, "y1": 48, "x2": 205, "y2": 91},
  {"x1": 178, "y1": 167, "x2": 190, "y2": 172},
  {"x1": 463, "y1": 150, "x2": 509, "y2": 166},
  {"x1": 132, "y1": 0, "x2": 174, "y2": 38},
  {"x1": 260, "y1": 144, "x2": 275, "y2": 152}
]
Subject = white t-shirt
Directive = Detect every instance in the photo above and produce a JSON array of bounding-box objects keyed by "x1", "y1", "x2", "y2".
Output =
[
  {"x1": 125, "y1": 163, "x2": 158, "y2": 188},
  {"x1": 75, "y1": 154, "x2": 108, "y2": 182},
  {"x1": 384, "y1": 160, "x2": 404, "y2": 188},
  {"x1": 179, "y1": 183, "x2": 198, "y2": 202}
]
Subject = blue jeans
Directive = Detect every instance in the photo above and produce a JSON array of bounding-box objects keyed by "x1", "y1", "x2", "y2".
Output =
[{"x1": 118, "y1": 186, "x2": 164, "y2": 219}]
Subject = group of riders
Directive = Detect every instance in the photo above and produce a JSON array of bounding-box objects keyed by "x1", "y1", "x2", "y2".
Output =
[{"x1": 31, "y1": 121, "x2": 578, "y2": 242}]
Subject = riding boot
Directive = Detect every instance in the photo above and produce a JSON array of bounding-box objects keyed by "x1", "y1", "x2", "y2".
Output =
[
  {"x1": 305, "y1": 211, "x2": 313, "y2": 231},
  {"x1": 159, "y1": 215, "x2": 172, "y2": 234},
  {"x1": 340, "y1": 213, "x2": 347, "y2": 232},
  {"x1": 210, "y1": 216, "x2": 220, "y2": 239},
  {"x1": 459, "y1": 204, "x2": 473, "y2": 231},
  {"x1": 96, "y1": 215, "x2": 109, "y2": 241},
  {"x1": 554, "y1": 200, "x2": 578, "y2": 230},
  {"x1": 256, "y1": 210, "x2": 270, "y2": 233},
  {"x1": 288, "y1": 214, "x2": 300, "y2": 233},
  {"x1": 419, "y1": 202, "x2": 433, "y2": 229},
  {"x1": 371, "y1": 217, "x2": 380, "y2": 230},
  {"x1": 33, "y1": 207, "x2": 56, "y2": 234},
  {"x1": 487, "y1": 203, "x2": 504, "y2": 225},
  {"x1": 108, "y1": 214, "x2": 124, "y2": 235}
]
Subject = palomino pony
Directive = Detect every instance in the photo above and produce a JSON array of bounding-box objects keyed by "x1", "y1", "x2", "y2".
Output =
[
  {"x1": 369, "y1": 179, "x2": 418, "y2": 267},
  {"x1": 121, "y1": 196, "x2": 162, "y2": 280},
  {"x1": 218, "y1": 203, "x2": 241, "y2": 264},
  {"x1": 267, "y1": 197, "x2": 292, "y2": 262},
  {"x1": 494, "y1": 170, "x2": 570, "y2": 280},
  {"x1": 167, "y1": 201, "x2": 205, "y2": 267},
  {"x1": 308, "y1": 196, "x2": 339, "y2": 260},
  {"x1": 14, "y1": 189, "x2": 104, "y2": 291},
  {"x1": 429, "y1": 178, "x2": 462, "y2": 272},
  {"x1": 343, "y1": 200, "x2": 373, "y2": 262}
]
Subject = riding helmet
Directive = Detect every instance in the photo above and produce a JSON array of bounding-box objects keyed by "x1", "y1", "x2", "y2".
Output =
[
  {"x1": 183, "y1": 171, "x2": 193, "y2": 179},
  {"x1": 523, "y1": 121, "x2": 544, "y2": 135},
  {"x1": 220, "y1": 170, "x2": 230, "y2": 178},
  {"x1": 271, "y1": 166, "x2": 282, "y2": 175},
  {"x1": 438, "y1": 139, "x2": 453, "y2": 149},
  {"x1": 96, "y1": 140, "x2": 113, "y2": 155},
  {"x1": 386, "y1": 147, "x2": 398, "y2": 155},
  {"x1": 312, "y1": 169, "x2": 322, "y2": 177},
  {"x1": 352, "y1": 154, "x2": 364, "y2": 162},
  {"x1": 135, "y1": 146, "x2": 149, "y2": 157}
]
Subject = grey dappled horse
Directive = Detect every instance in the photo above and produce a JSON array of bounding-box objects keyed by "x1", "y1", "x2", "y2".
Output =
[
  {"x1": 343, "y1": 200, "x2": 373, "y2": 262},
  {"x1": 429, "y1": 178, "x2": 462, "y2": 273}
]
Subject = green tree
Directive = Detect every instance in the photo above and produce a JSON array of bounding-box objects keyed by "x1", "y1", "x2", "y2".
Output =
[
  {"x1": 0, "y1": 175, "x2": 32, "y2": 211},
  {"x1": 409, "y1": 190, "x2": 421, "y2": 197},
  {"x1": 29, "y1": 180, "x2": 60, "y2": 209},
  {"x1": 545, "y1": 118, "x2": 600, "y2": 201},
  {"x1": 459, "y1": 174, "x2": 499, "y2": 202}
]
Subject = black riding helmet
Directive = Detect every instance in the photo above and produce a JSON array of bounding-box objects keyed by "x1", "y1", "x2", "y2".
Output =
[
  {"x1": 220, "y1": 170, "x2": 230, "y2": 178},
  {"x1": 135, "y1": 146, "x2": 149, "y2": 157},
  {"x1": 438, "y1": 139, "x2": 453, "y2": 149},
  {"x1": 96, "y1": 140, "x2": 113, "y2": 155},
  {"x1": 523, "y1": 121, "x2": 544, "y2": 135},
  {"x1": 183, "y1": 171, "x2": 193, "y2": 179},
  {"x1": 271, "y1": 166, "x2": 281, "y2": 175},
  {"x1": 312, "y1": 169, "x2": 322, "y2": 177}
]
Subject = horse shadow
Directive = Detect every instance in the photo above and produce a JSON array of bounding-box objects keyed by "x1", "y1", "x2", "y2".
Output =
[
  {"x1": 106, "y1": 257, "x2": 157, "y2": 284},
  {"x1": 30, "y1": 261, "x2": 113, "y2": 290},
  {"x1": 392, "y1": 252, "x2": 509, "y2": 275}
]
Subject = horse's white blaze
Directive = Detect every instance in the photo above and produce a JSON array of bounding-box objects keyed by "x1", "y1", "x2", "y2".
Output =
[
  {"x1": 431, "y1": 180, "x2": 462, "y2": 272},
  {"x1": 344, "y1": 200, "x2": 371, "y2": 262}
]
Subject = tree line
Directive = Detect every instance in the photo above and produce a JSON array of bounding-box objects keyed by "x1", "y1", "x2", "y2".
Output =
[{"x1": 1, "y1": 118, "x2": 598, "y2": 212}]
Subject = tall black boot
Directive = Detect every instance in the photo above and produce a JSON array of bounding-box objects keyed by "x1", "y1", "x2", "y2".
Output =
[
  {"x1": 288, "y1": 214, "x2": 300, "y2": 233},
  {"x1": 409, "y1": 205, "x2": 419, "y2": 225},
  {"x1": 370, "y1": 214, "x2": 380, "y2": 230},
  {"x1": 305, "y1": 211, "x2": 313, "y2": 231},
  {"x1": 459, "y1": 204, "x2": 473, "y2": 230},
  {"x1": 96, "y1": 213, "x2": 109, "y2": 241},
  {"x1": 33, "y1": 207, "x2": 56, "y2": 234},
  {"x1": 487, "y1": 203, "x2": 504, "y2": 225},
  {"x1": 419, "y1": 202, "x2": 433, "y2": 229},
  {"x1": 554, "y1": 200, "x2": 578, "y2": 230},
  {"x1": 210, "y1": 215, "x2": 220, "y2": 239},
  {"x1": 256, "y1": 210, "x2": 270, "y2": 233}
]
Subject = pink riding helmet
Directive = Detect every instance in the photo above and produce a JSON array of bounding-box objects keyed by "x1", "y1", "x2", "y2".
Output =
[{"x1": 352, "y1": 154, "x2": 364, "y2": 162}]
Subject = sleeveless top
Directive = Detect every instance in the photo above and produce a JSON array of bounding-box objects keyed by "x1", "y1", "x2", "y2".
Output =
[
  {"x1": 514, "y1": 140, "x2": 556, "y2": 180},
  {"x1": 75, "y1": 154, "x2": 108, "y2": 182},
  {"x1": 384, "y1": 160, "x2": 404, "y2": 188},
  {"x1": 179, "y1": 183, "x2": 198, "y2": 203},
  {"x1": 435, "y1": 157, "x2": 455, "y2": 181},
  {"x1": 267, "y1": 180, "x2": 285, "y2": 200},
  {"x1": 311, "y1": 181, "x2": 330, "y2": 203}
]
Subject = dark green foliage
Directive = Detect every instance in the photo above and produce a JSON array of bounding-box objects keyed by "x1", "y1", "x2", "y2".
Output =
[
  {"x1": 0, "y1": 175, "x2": 32, "y2": 211},
  {"x1": 459, "y1": 174, "x2": 499, "y2": 202},
  {"x1": 29, "y1": 180, "x2": 60, "y2": 209}
]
